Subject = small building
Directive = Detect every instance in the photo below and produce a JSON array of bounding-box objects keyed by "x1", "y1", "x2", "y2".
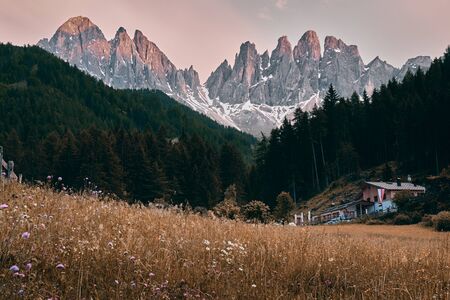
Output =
[
  {"x1": 315, "y1": 199, "x2": 372, "y2": 223},
  {"x1": 297, "y1": 178, "x2": 426, "y2": 225},
  {"x1": 363, "y1": 180, "x2": 425, "y2": 214}
]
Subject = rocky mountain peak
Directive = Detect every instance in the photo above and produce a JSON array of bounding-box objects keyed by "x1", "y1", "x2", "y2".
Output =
[
  {"x1": 133, "y1": 29, "x2": 169, "y2": 67},
  {"x1": 57, "y1": 16, "x2": 96, "y2": 35},
  {"x1": 239, "y1": 42, "x2": 258, "y2": 60},
  {"x1": 396, "y1": 56, "x2": 432, "y2": 82},
  {"x1": 37, "y1": 16, "x2": 110, "y2": 80},
  {"x1": 320, "y1": 35, "x2": 365, "y2": 97},
  {"x1": 111, "y1": 27, "x2": 134, "y2": 58},
  {"x1": 367, "y1": 56, "x2": 384, "y2": 66},
  {"x1": 217, "y1": 59, "x2": 231, "y2": 70},
  {"x1": 133, "y1": 29, "x2": 145, "y2": 41},
  {"x1": 294, "y1": 30, "x2": 321, "y2": 61},
  {"x1": 115, "y1": 26, "x2": 128, "y2": 36},
  {"x1": 205, "y1": 59, "x2": 233, "y2": 100},
  {"x1": 324, "y1": 36, "x2": 340, "y2": 50},
  {"x1": 361, "y1": 56, "x2": 398, "y2": 95},
  {"x1": 37, "y1": 17, "x2": 434, "y2": 137},
  {"x1": 261, "y1": 50, "x2": 270, "y2": 69},
  {"x1": 272, "y1": 36, "x2": 292, "y2": 59},
  {"x1": 324, "y1": 36, "x2": 359, "y2": 56},
  {"x1": 234, "y1": 41, "x2": 259, "y2": 85}
]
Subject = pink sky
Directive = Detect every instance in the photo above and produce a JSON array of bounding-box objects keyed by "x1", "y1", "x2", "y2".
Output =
[{"x1": 1, "y1": 0, "x2": 449, "y2": 81}]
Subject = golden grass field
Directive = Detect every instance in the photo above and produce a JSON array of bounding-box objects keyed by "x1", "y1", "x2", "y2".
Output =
[{"x1": 0, "y1": 183, "x2": 449, "y2": 299}]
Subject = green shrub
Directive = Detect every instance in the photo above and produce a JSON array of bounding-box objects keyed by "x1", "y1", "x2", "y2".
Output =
[
  {"x1": 420, "y1": 214, "x2": 434, "y2": 227},
  {"x1": 274, "y1": 192, "x2": 296, "y2": 223},
  {"x1": 242, "y1": 200, "x2": 271, "y2": 223},
  {"x1": 393, "y1": 213, "x2": 412, "y2": 225},
  {"x1": 432, "y1": 211, "x2": 450, "y2": 231},
  {"x1": 393, "y1": 191, "x2": 414, "y2": 211},
  {"x1": 213, "y1": 199, "x2": 240, "y2": 220},
  {"x1": 213, "y1": 185, "x2": 241, "y2": 220}
]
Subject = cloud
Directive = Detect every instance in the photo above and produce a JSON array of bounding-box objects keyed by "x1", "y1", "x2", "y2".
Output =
[{"x1": 275, "y1": 0, "x2": 288, "y2": 10}]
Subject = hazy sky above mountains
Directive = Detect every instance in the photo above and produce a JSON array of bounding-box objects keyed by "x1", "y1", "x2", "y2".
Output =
[{"x1": 1, "y1": 0, "x2": 449, "y2": 81}]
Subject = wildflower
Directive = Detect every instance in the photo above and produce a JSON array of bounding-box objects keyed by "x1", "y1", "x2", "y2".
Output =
[
  {"x1": 18, "y1": 289, "x2": 24, "y2": 296},
  {"x1": 114, "y1": 280, "x2": 119, "y2": 285},
  {"x1": 56, "y1": 263, "x2": 65, "y2": 270},
  {"x1": 21, "y1": 232, "x2": 30, "y2": 239},
  {"x1": 325, "y1": 279, "x2": 332, "y2": 287},
  {"x1": 13, "y1": 273, "x2": 25, "y2": 278},
  {"x1": 205, "y1": 247, "x2": 210, "y2": 251},
  {"x1": 238, "y1": 267, "x2": 243, "y2": 272},
  {"x1": 203, "y1": 239, "x2": 210, "y2": 246},
  {"x1": 47, "y1": 175, "x2": 52, "y2": 180},
  {"x1": 25, "y1": 263, "x2": 32, "y2": 271},
  {"x1": 10, "y1": 265, "x2": 19, "y2": 273},
  {"x1": 58, "y1": 177, "x2": 62, "y2": 181},
  {"x1": 0, "y1": 204, "x2": 8, "y2": 209},
  {"x1": 251, "y1": 284, "x2": 256, "y2": 288},
  {"x1": 149, "y1": 272, "x2": 155, "y2": 277}
]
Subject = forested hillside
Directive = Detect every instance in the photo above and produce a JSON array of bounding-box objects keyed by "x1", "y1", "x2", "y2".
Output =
[
  {"x1": 0, "y1": 44, "x2": 254, "y2": 207},
  {"x1": 1, "y1": 43, "x2": 449, "y2": 210},
  {"x1": 250, "y1": 48, "x2": 450, "y2": 206}
]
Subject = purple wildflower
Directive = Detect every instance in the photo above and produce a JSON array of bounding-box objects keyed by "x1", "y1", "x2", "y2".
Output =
[
  {"x1": 21, "y1": 232, "x2": 30, "y2": 239},
  {"x1": 9, "y1": 265, "x2": 19, "y2": 273},
  {"x1": 56, "y1": 263, "x2": 65, "y2": 270},
  {"x1": 25, "y1": 263, "x2": 32, "y2": 271},
  {"x1": 0, "y1": 204, "x2": 8, "y2": 209}
]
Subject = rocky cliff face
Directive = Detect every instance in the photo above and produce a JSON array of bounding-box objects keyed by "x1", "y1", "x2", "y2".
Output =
[
  {"x1": 206, "y1": 32, "x2": 432, "y2": 135},
  {"x1": 37, "y1": 16, "x2": 235, "y2": 127},
  {"x1": 38, "y1": 16, "x2": 110, "y2": 80},
  {"x1": 360, "y1": 57, "x2": 397, "y2": 95},
  {"x1": 38, "y1": 17, "x2": 432, "y2": 136},
  {"x1": 395, "y1": 56, "x2": 433, "y2": 81},
  {"x1": 319, "y1": 36, "x2": 365, "y2": 97}
]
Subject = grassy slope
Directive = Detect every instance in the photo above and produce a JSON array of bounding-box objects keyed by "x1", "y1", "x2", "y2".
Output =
[
  {"x1": 302, "y1": 163, "x2": 398, "y2": 213},
  {"x1": 0, "y1": 183, "x2": 449, "y2": 299}
]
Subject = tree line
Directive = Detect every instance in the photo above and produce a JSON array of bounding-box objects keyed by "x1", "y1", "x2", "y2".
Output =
[
  {"x1": 250, "y1": 48, "x2": 450, "y2": 205},
  {"x1": 2, "y1": 127, "x2": 249, "y2": 208},
  {"x1": 1, "y1": 44, "x2": 449, "y2": 210}
]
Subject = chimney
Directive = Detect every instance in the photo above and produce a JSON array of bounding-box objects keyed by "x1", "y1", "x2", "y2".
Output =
[{"x1": 396, "y1": 177, "x2": 401, "y2": 187}]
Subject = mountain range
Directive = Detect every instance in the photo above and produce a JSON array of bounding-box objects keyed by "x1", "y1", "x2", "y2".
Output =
[{"x1": 37, "y1": 16, "x2": 432, "y2": 136}]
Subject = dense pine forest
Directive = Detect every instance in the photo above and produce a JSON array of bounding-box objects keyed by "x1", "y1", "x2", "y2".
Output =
[
  {"x1": 0, "y1": 44, "x2": 253, "y2": 207},
  {"x1": 1, "y1": 44, "x2": 449, "y2": 209},
  {"x1": 250, "y1": 48, "x2": 450, "y2": 206}
]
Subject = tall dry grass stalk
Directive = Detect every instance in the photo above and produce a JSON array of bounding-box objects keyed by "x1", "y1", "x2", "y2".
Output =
[{"x1": 0, "y1": 183, "x2": 449, "y2": 299}]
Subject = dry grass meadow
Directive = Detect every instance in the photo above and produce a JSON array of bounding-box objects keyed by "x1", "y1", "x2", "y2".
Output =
[{"x1": 0, "y1": 183, "x2": 449, "y2": 299}]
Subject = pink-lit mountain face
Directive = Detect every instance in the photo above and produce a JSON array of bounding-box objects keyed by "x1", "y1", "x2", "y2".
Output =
[{"x1": 38, "y1": 16, "x2": 432, "y2": 136}]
